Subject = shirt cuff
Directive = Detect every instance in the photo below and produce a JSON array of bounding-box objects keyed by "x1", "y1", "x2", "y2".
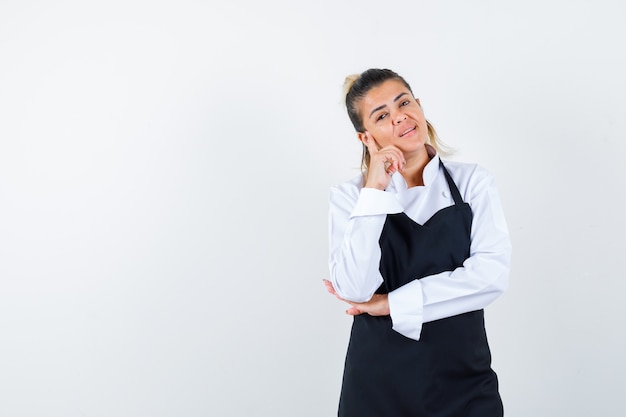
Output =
[
  {"x1": 388, "y1": 280, "x2": 424, "y2": 341},
  {"x1": 350, "y1": 187, "x2": 403, "y2": 218}
]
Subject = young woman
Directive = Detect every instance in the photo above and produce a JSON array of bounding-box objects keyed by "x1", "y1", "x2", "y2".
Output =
[{"x1": 323, "y1": 68, "x2": 511, "y2": 416}]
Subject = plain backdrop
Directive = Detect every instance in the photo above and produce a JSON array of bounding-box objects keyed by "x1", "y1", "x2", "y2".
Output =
[{"x1": 1, "y1": 1, "x2": 625, "y2": 416}]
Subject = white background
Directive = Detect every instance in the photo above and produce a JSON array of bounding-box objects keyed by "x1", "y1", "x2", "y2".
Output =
[{"x1": 1, "y1": 1, "x2": 625, "y2": 416}]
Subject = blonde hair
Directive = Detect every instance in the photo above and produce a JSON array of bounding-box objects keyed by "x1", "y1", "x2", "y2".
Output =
[{"x1": 342, "y1": 69, "x2": 452, "y2": 173}]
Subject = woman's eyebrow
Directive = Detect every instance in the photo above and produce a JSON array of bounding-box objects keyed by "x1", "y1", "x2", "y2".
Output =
[
  {"x1": 369, "y1": 92, "x2": 410, "y2": 119},
  {"x1": 393, "y1": 92, "x2": 409, "y2": 102},
  {"x1": 369, "y1": 104, "x2": 387, "y2": 119}
]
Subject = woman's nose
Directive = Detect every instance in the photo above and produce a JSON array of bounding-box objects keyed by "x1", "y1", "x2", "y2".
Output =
[{"x1": 394, "y1": 113, "x2": 407, "y2": 124}]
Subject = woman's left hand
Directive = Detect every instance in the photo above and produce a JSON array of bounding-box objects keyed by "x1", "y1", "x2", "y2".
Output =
[{"x1": 323, "y1": 279, "x2": 390, "y2": 316}]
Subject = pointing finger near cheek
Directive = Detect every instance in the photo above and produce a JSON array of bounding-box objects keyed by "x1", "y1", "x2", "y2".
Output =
[{"x1": 363, "y1": 132, "x2": 380, "y2": 153}]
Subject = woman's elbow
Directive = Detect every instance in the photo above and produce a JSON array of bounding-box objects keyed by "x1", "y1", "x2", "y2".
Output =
[
  {"x1": 488, "y1": 267, "x2": 509, "y2": 298},
  {"x1": 329, "y1": 269, "x2": 379, "y2": 302}
]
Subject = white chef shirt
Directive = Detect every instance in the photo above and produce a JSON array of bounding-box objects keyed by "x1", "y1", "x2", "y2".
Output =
[{"x1": 328, "y1": 149, "x2": 511, "y2": 341}]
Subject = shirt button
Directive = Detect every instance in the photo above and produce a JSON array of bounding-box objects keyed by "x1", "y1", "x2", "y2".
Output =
[{"x1": 442, "y1": 191, "x2": 449, "y2": 198}]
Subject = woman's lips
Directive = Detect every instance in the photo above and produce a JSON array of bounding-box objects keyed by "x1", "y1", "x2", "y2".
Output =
[{"x1": 399, "y1": 126, "x2": 416, "y2": 137}]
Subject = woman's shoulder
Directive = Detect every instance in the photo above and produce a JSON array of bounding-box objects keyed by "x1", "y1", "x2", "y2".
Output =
[
  {"x1": 439, "y1": 158, "x2": 495, "y2": 199},
  {"x1": 330, "y1": 174, "x2": 363, "y2": 199},
  {"x1": 440, "y1": 158, "x2": 492, "y2": 181}
]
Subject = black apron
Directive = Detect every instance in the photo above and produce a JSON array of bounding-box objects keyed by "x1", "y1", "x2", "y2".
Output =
[{"x1": 338, "y1": 161, "x2": 502, "y2": 417}]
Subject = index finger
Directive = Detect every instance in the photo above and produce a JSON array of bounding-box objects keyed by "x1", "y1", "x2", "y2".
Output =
[{"x1": 363, "y1": 131, "x2": 380, "y2": 154}]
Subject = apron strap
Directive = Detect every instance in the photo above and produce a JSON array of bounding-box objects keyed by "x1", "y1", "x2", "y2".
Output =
[{"x1": 440, "y1": 160, "x2": 464, "y2": 206}]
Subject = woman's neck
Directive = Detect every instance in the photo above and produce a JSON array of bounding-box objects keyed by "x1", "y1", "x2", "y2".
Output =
[{"x1": 401, "y1": 145, "x2": 432, "y2": 188}]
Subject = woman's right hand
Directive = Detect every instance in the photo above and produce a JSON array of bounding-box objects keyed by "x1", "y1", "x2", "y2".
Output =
[
  {"x1": 323, "y1": 279, "x2": 390, "y2": 316},
  {"x1": 362, "y1": 132, "x2": 406, "y2": 190}
]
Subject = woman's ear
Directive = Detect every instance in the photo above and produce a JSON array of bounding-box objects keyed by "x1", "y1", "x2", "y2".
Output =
[{"x1": 357, "y1": 131, "x2": 368, "y2": 145}]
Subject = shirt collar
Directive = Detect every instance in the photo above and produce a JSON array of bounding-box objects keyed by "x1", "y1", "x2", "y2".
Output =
[
  {"x1": 389, "y1": 144, "x2": 440, "y2": 191},
  {"x1": 422, "y1": 144, "x2": 440, "y2": 186}
]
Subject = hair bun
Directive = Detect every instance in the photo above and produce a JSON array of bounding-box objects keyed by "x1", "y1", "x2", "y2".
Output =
[{"x1": 342, "y1": 73, "x2": 361, "y2": 100}]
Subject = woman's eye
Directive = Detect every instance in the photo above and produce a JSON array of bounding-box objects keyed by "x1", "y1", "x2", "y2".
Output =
[
  {"x1": 376, "y1": 113, "x2": 388, "y2": 121},
  {"x1": 401, "y1": 100, "x2": 410, "y2": 106}
]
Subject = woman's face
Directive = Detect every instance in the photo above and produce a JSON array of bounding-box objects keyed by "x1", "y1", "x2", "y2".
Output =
[{"x1": 357, "y1": 79, "x2": 428, "y2": 156}]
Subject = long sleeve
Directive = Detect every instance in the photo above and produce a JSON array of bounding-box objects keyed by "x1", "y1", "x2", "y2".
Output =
[
  {"x1": 388, "y1": 164, "x2": 511, "y2": 340},
  {"x1": 328, "y1": 178, "x2": 404, "y2": 302}
]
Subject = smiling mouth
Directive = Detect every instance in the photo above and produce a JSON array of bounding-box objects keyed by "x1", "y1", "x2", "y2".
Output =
[{"x1": 400, "y1": 127, "x2": 416, "y2": 137}]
